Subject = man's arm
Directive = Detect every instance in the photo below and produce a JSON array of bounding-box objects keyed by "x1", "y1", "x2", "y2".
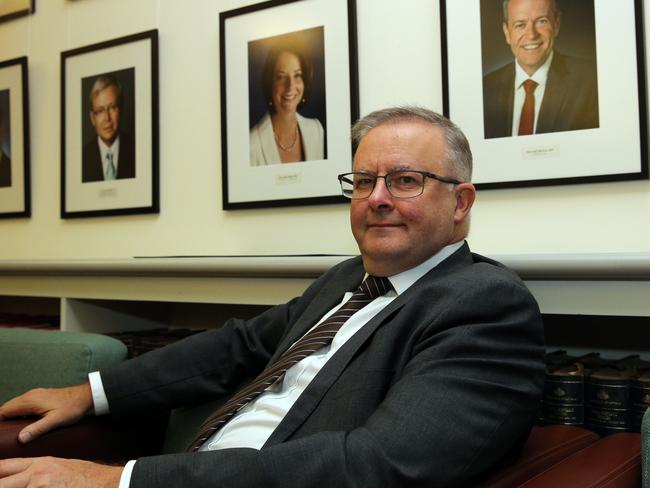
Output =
[{"x1": 98, "y1": 260, "x2": 357, "y2": 419}]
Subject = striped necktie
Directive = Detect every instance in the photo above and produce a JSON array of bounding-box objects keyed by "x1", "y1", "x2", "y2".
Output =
[{"x1": 187, "y1": 274, "x2": 393, "y2": 452}]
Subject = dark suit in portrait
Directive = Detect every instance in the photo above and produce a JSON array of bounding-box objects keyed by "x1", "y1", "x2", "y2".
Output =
[
  {"x1": 100, "y1": 243, "x2": 545, "y2": 487},
  {"x1": 483, "y1": 52, "x2": 599, "y2": 139},
  {"x1": 0, "y1": 151, "x2": 10, "y2": 188},
  {"x1": 81, "y1": 134, "x2": 135, "y2": 183}
]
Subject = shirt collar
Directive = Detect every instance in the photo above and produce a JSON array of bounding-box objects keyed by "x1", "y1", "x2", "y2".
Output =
[
  {"x1": 97, "y1": 135, "x2": 120, "y2": 159},
  {"x1": 514, "y1": 50, "x2": 554, "y2": 88},
  {"x1": 385, "y1": 240, "x2": 465, "y2": 296}
]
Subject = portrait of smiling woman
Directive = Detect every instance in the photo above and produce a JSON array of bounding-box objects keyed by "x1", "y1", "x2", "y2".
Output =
[{"x1": 249, "y1": 27, "x2": 326, "y2": 166}]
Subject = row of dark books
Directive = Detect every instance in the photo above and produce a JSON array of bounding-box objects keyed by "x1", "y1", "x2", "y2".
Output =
[
  {"x1": 540, "y1": 350, "x2": 650, "y2": 436},
  {"x1": 106, "y1": 328, "x2": 206, "y2": 358},
  {"x1": 0, "y1": 313, "x2": 59, "y2": 330}
]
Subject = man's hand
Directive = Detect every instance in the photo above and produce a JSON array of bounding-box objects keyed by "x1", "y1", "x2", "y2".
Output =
[
  {"x1": 0, "y1": 457, "x2": 122, "y2": 488},
  {"x1": 0, "y1": 384, "x2": 93, "y2": 443}
]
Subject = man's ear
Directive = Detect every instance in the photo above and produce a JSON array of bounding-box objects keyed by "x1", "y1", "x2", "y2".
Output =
[{"x1": 454, "y1": 183, "x2": 476, "y2": 224}]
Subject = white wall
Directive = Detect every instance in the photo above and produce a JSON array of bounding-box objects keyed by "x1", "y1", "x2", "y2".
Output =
[{"x1": 0, "y1": 0, "x2": 648, "y2": 260}]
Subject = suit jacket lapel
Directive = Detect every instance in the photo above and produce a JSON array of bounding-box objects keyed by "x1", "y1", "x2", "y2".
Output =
[
  {"x1": 537, "y1": 53, "x2": 568, "y2": 134},
  {"x1": 259, "y1": 113, "x2": 282, "y2": 164},
  {"x1": 500, "y1": 63, "x2": 516, "y2": 135}
]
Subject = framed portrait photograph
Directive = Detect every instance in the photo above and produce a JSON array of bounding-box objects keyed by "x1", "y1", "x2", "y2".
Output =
[
  {"x1": 0, "y1": 0, "x2": 35, "y2": 24},
  {"x1": 0, "y1": 56, "x2": 30, "y2": 219},
  {"x1": 61, "y1": 29, "x2": 159, "y2": 218},
  {"x1": 441, "y1": 0, "x2": 648, "y2": 188},
  {"x1": 220, "y1": 0, "x2": 358, "y2": 209}
]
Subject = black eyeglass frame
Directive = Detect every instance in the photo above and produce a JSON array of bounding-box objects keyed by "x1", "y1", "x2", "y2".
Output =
[{"x1": 337, "y1": 170, "x2": 463, "y2": 199}]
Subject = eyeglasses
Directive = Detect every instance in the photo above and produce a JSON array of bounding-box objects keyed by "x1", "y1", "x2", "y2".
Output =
[
  {"x1": 92, "y1": 104, "x2": 120, "y2": 118},
  {"x1": 337, "y1": 170, "x2": 462, "y2": 199}
]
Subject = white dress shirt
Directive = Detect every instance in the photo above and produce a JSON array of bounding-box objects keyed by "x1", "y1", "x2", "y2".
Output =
[
  {"x1": 97, "y1": 136, "x2": 120, "y2": 178},
  {"x1": 89, "y1": 241, "x2": 464, "y2": 487},
  {"x1": 511, "y1": 51, "x2": 554, "y2": 136}
]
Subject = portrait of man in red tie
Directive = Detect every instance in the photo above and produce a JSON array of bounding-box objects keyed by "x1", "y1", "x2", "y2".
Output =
[{"x1": 480, "y1": 0, "x2": 600, "y2": 139}]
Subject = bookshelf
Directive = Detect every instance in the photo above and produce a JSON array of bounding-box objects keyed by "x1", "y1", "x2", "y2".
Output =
[{"x1": 0, "y1": 253, "x2": 648, "y2": 341}]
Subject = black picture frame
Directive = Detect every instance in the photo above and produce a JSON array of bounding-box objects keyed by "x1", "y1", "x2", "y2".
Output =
[
  {"x1": 441, "y1": 0, "x2": 648, "y2": 189},
  {"x1": 61, "y1": 29, "x2": 159, "y2": 218},
  {"x1": 0, "y1": 56, "x2": 30, "y2": 219},
  {"x1": 220, "y1": 0, "x2": 358, "y2": 210},
  {"x1": 0, "y1": 0, "x2": 35, "y2": 24}
]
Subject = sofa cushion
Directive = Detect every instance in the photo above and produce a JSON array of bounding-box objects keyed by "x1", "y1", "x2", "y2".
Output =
[{"x1": 0, "y1": 328, "x2": 127, "y2": 404}]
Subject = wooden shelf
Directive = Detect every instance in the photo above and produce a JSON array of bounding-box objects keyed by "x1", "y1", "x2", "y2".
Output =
[{"x1": 0, "y1": 253, "x2": 648, "y2": 332}]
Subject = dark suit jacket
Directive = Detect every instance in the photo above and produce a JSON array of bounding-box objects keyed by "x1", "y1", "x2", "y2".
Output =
[
  {"x1": 101, "y1": 243, "x2": 545, "y2": 487},
  {"x1": 0, "y1": 152, "x2": 10, "y2": 187},
  {"x1": 81, "y1": 134, "x2": 135, "y2": 182},
  {"x1": 483, "y1": 52, "x2": 599, "y2": 139}
]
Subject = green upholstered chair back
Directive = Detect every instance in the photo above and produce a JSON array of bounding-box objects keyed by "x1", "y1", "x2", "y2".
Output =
[{"x1": 0, "y1": 328, "x2": 128, "y2": 405}]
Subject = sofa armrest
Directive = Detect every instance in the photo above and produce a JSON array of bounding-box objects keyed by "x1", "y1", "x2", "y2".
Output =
[
  {"x1": 520, "y1": 433, "x2": 641, "y2": 488},
  {"x1": 0, "y1": 416, "x2": 165, "y2": 463},
  {"x1": 476, "y1": 425, "x2": 600, "y2": 488}
]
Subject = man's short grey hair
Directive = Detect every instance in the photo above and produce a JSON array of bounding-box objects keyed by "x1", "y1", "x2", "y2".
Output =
[
  {"x1": 351, "y1": 106, "x2": 473, "y2": 182},
  {"x1": 89, "y1": 74, "x2": 122, "y2": 107},
  {"x1": 502, "y1": 0, "x2": 559, "y2": 22}
]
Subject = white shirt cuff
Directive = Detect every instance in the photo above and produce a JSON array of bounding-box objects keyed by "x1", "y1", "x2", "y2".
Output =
[
  {"x1": 119, "y1": 460, "x2": 137, "y2": 488},
  {"x1": 87, "y1": 371, "x2": 110, "y2": 416}
]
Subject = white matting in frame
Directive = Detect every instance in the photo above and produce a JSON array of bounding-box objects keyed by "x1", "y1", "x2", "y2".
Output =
[
  {"x1": 0, "y1": 57, "x2": 30, "y2": 218},
  {"x1": 61, "y1": 30, "x2": 158, "y2": 218},
  {"x1": 442, "y1": 0, "x2": 648, "y2": 188},
  {"x1": 221, "y1": 0, "x2": 358, "y2": 209}
]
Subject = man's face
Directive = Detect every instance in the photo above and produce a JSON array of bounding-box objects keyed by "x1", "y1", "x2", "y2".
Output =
[
  {"x1": 89, "y1": 84, "x2": 121, "y2": 146},
  {"x1": 502, "y1": 0, "x2": 560, "y2": 76},
  {"x1": 350, "y1": 120, "x2": 472, "y2": 277}
]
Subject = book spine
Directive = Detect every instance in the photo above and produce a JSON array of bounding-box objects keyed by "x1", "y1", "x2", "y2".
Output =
[
  {"x1": 543, "y1": 375, "x2": 584, "y2": 426},
  {"x1": 585, "y1": 377, "x2": 630, "y2": 436}
]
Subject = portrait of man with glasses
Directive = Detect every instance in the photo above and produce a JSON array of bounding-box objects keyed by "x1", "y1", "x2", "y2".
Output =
[
  {"x1": 0, "y1": 106, "x2": 544, "y2": 488},
  {"x1": 81, "y1": 71, "x2": 136, "y2": 183}
]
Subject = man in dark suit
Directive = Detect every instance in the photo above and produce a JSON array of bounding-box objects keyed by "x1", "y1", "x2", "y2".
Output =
[
  {"x1": 82, "y1": 74, "x2": 135, "y2": 182},
  {"x1": 483, "y1": 0, "x2": 599, "y2": 139},
  {"x1": 0, "y1": 107, "x2": 545, "y2": 487},
  {"x1": 0, "y1": 109, "x2": 10, "y2": 188}
]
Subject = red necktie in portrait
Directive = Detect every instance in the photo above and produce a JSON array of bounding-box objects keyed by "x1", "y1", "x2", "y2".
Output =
[{"x1": 518, "y1": 79, "x2": 538, "y2": 136}]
